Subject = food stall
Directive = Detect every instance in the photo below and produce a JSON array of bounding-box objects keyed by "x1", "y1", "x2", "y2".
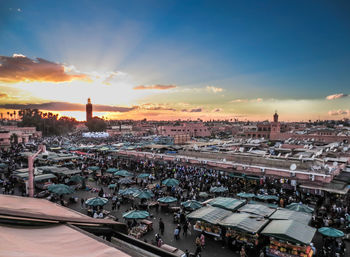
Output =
[
  {"x1": 187, "y1": 206, "x2": 232, "y2": 238},
  {"x1": 261, "y1": 220, "x2": 316, "y2": 257},
  {"x1": 219, "y1": 213, "x2": 269, "y2": 249}
]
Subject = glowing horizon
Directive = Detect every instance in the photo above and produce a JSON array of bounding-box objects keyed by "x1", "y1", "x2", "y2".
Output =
[{"x1": 1, "y1": 1, "x2": 350, "y2": 122}]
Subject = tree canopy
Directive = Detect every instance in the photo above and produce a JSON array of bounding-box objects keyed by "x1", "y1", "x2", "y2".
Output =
[{"x1": 18, "y1": 109, "x2": 77, "y2": 136}]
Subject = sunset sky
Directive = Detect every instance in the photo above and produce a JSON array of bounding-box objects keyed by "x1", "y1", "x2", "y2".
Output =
[{"x1": 1, "y1": 0, "x2": 350, "y2": 121}]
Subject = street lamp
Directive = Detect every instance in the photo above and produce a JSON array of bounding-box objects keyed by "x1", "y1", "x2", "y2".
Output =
[{"x1": 28, "y1": 144, "x2": 48, "y2": 197}]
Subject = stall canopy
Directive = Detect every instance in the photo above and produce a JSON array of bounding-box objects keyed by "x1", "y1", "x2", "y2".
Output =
[
  {"x1": 0, "y1": 195, "x2": 118, "y2": 225},
  {"x1": 261, "y1": 220, "x2": 316, "y2": 245},
  {"x1": 209, "y1": 197, "x2": 246, "y2": 211},
  {"x1": 34, "y1": 173, "x2": 57, "y2": 182},
  {"x1": 0, "y1": 224, "x2": 131, "y2": 257},
  {"x1": 269, "y1": 209, "x2": 312, "y2": 225},
  {"x1": 238, "y1": 203, "x2": 276, "y2": 218},
  {"x1": 187, "y1": 206, "x2": 232, "y2": 225},
  {"x1": 219, "y1": 213, "x2": 269, "y2": 234},
  {"x1": 254, "y1": 194, "x2": 279, "y2": 201}
]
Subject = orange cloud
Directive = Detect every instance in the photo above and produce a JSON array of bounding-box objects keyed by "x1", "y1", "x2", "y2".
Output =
[
  {"x1": 326, "y1": 93, "x2": 348, "y2": 100},
  {"x1": 328, "y1": 109, "x2": 350, "y2": 116},
  {"x1": 0, "y1": 54, "x2": 89, "y2": 83},
  {"x1": 0, "y1": 93, "x2": 8, "y2": 98},
  {"x1": 133, "y1": 84, "x2": 176, "y2": 90},
  {"x1": 0, "y1": 102, "x2": 135, "y2": 112}
]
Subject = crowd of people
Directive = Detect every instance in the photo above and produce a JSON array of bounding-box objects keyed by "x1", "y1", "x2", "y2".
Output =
[{"x1": 0, "y1": 139, "x2": 349, "y2": 256}]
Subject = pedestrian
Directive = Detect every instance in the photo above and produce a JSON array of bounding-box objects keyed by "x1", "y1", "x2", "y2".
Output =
[
  {"x1": 80, "y1": 198, "x2": 85, "y2": 208},
  {"x1": 240, "y1": 246, "x2": 247, "y2": 257},
  {"x1": 159, "y1": 218, "x2": 165, "y2": 235},
  {"x1": 174, "y1": 227, "x2": 180, "y2": 240},
  {"x1": 117, "y1": 200, "x2": 121, "y2": 210},
  {"x1": 195, "y1": 237, "x2": 202, "y2": 256},
  {"x1": 183, "y1": 222, "x2": 188, "y2": 236},
  {"x1": 200, "y1": 232, "x2": 205, "y2": 248}
]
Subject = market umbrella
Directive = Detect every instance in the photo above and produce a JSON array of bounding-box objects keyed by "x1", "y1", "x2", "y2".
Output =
[
  {"x1": 106, "y1": 168, "x2": 119, "y2": 173},
  {"x1": 48, "y1": 184, "x2": 74, "y2": 195},
  {"x1": 114, "y1": 170, "x2": 133, "y2": 177},
  {"x1": 119, "y1": 187, "x2": 141, "y2": 196},
  {"x1": 88, "y1": 166, "x2": 100, "y2": 171},
  {"x1": 237, "y1": 192, "x2": 256, "y2": 198},
  {"x1": 133, "y1": 190, "x2": 154, "y2": 199},
  {"x1": 198, "y1": 192, "x2": 209, "y2": 198},
  {"x1": 123, "y1": 210, "x2": 150, "y2": 219},
  {"x1": 286, "y1": 203, "x2": 314, "y2": 213},
  {"x1": 318, "y1": 227, "x2": 345, "y2": 238},
  {"x1": 181, "y1": 200, "x2": 203, "y2": 210},
  {"x1": 118, "y1": 178, "x2": 135, "y2": 185},
  {"x1": 162, "y1": 178, "x2": 179, "y2": 187},
  {"x1": 0, "y1": 163, "x2": 8, "y2": 169},
  {"x1": 108, "y1": 183, "x2": 117, "y2": 189},
  {"x1": 85, "y1": 197, "x2": 108, "y2": 207},
  {"x1": 137, "y1": 173, "x2": 150, "y2": 179},
  {"x1": 157, "y1": 196, "x2": 177, "y2": 203},
  {"x1": 69, "y1": 175, "x2": 83, "y2": 183},
  {"x1": 210, "y1": 186, "x2": 228, "y2": 193}
]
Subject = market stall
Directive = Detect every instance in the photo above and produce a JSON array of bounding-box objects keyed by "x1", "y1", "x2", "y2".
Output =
[
  {"x1": 219, "y1": 212, "x2": 269, "y2": 250},
  {"x1": 187, "y1": 206, "x2": 232, "y2": 238},
  {"x1": 123, "y1": 210, "x2": 150, "y2": 239},
  {"x1": 261, "y1": 220, "x2": 316, "y2": 257}
]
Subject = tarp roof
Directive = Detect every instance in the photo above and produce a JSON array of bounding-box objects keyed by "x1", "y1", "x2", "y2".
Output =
[
  {"x1": 269, "y1": 209, "x2": 312, "y2": 225},
  {"x1": 238, "y1": 204, "x2": 276, "y2": 217},
  {"x1": 34, "y1": 173, "x2": 57, "y2": 181},
  {"x1": 187, "y1": 206, "x2": 231, "y2": 225},
  {"x1": 208, "y1": 197, "x2": 246, "y2": 211},
  {"x1": 261, "y1": 220, "x2": 316, "y2": 245},
  {"x1": 0, "y1": 224, "x2": 130, "y2": 257},
  {"x1": 0, "y1": 195, "x2": 116, "y2": 225},
  {"x1": 219, "y1": 213, "x2": 269, "y2": 234}
]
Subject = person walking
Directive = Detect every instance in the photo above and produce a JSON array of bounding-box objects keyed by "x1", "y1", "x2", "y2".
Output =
[
  {"x1": 80, "y1": 198, "x2": 85, "y2": 209},
  {"x1": 240, "y1": 246, "x2": 247, "y2": 257},
  {"x1": 174, "y1": 227, "x2": 180, "y2": 240},
  {"x1": 200, "y1": 232, "x2": 205, "y2": 248},
  {"x1": 159, "y1": 218, "x2": 165, "y2": 235},
  {"x1": 183, "y1": 222, "x2": 188, "y2": 236},
  {"x1": 195, "y1": 237, "x2": 202, "y2": 256}
]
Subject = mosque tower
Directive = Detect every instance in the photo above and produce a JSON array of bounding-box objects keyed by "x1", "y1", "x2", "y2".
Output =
[{"x1": 86, "y1": 98, "x2": 93, "y2": 122}]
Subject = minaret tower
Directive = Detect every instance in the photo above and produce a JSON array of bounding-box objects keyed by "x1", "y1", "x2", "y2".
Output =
[{"x1": 86, "y1": 98, "x2": 93, "y2": 122}]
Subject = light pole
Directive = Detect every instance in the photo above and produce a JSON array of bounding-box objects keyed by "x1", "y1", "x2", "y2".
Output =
[{"x1": 28, "y1": 144, "x2": 48, "y2": 197}]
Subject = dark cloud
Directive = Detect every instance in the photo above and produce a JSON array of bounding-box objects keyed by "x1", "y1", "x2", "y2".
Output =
[
  {"x1": 0, "y1": 54, "x2": 89, "y2": 83},
  {"x1": 133, "y1": 84, "x2": 176, "y2": 90},
  {"x1": 182, "y1": 108, "x2": 202, "y2": 112},
  {"x1": 0, "y1": 102, "x2": 135, "y2": 112}
]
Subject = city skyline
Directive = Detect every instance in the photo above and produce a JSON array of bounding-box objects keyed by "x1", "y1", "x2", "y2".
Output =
[{"x1": 1, "y1": 1, "x2": 350, "y2": 121}]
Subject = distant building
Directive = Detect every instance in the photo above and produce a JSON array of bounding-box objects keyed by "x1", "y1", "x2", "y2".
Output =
[
  {"x1": 86, "y1": 98, "x2": 93, "y2": 122},
  {"x1": 158, "y1": 122, "x2": 210, "y2": 138},
  {"x1": 0, "y1": 126, "x2": 42, "y2": 148}
]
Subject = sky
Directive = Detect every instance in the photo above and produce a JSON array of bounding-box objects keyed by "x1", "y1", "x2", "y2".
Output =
[{"x1": 0, "y1": 0, "x2": 349, "y2": 121}]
